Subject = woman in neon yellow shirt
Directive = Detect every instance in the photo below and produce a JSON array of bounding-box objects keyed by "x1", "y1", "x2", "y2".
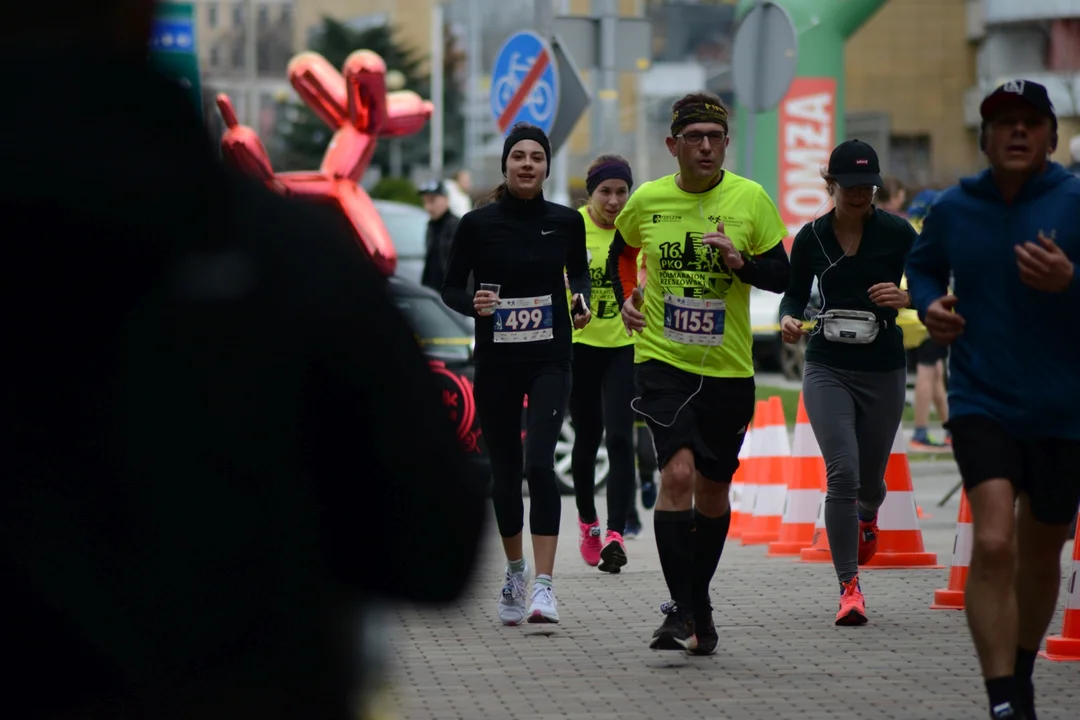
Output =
[{"x1": 571, "y1": 154, "x2": 636, "y2": 573}]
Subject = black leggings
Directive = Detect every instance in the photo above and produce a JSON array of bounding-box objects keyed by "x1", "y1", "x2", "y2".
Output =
[
  {"x1": 636, "y1": 422, "x2": 658, "y2": 485},
  {"x1": 569, "y1": 344, "x2": 636, "y2": 534},
  {"x1": 474, "y1": 360, "x2": 570, "y2": 538}
]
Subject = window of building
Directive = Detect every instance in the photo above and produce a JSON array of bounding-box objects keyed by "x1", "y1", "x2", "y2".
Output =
[
  {"x1": 207, "y1": 3, "x2": 219, "y2": 29},
  {"x1": 1047, "y1": 19, "x2": 1080, "y2": 71},
  {"x1": 231, "y1": 41, "x2": 245, "y2": 69},
  {"x1": 257, "y1": 6, "x2": 269, "y2": 29},
  {"x1": 232, "y1": 2, "x2": 244, "y2": 27},
  {"x1": 889, "y1": 134, "x2": 933, "y2": 189},
  {"x1": 280, "y1": 5, "x2": 292, "y2": 25},
  {"x1": 210, "y1": 45, "x2": 220, "y2": 67}
]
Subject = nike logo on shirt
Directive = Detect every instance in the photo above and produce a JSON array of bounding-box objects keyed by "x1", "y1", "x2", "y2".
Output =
[{"x1": 541, "y1": 230, "x2": 555, "y2": 235}]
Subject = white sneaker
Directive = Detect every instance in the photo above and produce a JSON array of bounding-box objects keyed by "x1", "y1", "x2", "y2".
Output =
[
  {"x1": 526, "y1": 582, "x2": 560, "y2": 624},
  {"x1": 497, "y1": 562, "x2": 529, "y2": 626}
]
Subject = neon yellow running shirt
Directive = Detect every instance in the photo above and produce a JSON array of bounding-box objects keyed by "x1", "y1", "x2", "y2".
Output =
[
  {"x1": 614, "y1": 172, "x2": 787, "y2": 378},
  {"x1": 573, "y1": 205, "x2": 634, "y2": 348}
]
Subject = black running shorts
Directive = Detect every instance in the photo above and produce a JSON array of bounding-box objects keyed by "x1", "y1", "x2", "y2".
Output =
[
  {"x1": 633, "y1": 360, "x2": 754, "y2": 483},
  {"x1": 947, "y1": 414, "x2": 1080, "y2": 526},
  {"x1": 915, "y1": 338, "x2": 947, "y2": 366}
]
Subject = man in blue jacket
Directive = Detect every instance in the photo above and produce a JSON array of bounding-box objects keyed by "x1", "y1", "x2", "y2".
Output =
[{"x1": 907, "y1": 79, "x2": 1080, "y2": 720}]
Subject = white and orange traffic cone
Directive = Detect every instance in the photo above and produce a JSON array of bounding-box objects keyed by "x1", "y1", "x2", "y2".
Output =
[
  {"x1": 930, "y1": 488, "x2": 972, "y2": 610},
  {"x1": 799, "y1": 495, "x2": 832, "y2": 563},
  {"x1": 860, "y1": 424, "x2": 942, "y2": 569},
  {"x1": 728, "y1": 421, "x2": 753, "y2": 541},
  {"x1": 732, "y1": 403, "x2": 766, "y2": 539},
  {"x1": 768, "y1": 392, "x2": 825, "y2": 556},
  {"x1": 1040, "y1": 538, "x2": 1080, "y2": 662},
  {"x1": 741, "y1": 396, "x2": 790, "y2": 546}
]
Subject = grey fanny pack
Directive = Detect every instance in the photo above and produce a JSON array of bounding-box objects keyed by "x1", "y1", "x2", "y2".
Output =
[{"x1": 819, "y1": 309, "x2": 881, "y2": 345}]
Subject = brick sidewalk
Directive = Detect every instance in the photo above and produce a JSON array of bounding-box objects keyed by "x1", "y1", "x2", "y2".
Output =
[{"x1": 383, "y1": 467, "x2": 1078, "y2": 720}]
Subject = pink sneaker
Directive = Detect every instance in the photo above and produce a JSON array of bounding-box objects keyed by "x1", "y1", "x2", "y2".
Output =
[
  {"x1": 599, "y1": 530, "x2": 627, "y2": 574},
  {"x1": 578, "y1": 518, "x2": 601, "y2": 566}
]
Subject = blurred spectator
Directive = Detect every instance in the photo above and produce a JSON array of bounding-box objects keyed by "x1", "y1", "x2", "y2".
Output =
[
  {"x1": 445, "y1": 169, "x2": 475, "y2": 217},
  {"x1": 1, "y1": 2, "x2": 486, "y2": 718},
  {"x1": 1068, "y1": 135, "x2": 1080, "y2": 176},
  {"x1": 876, "y1": 177, "x2": 907, "y2": 214},
  {"x1": 906, "y1": 189, "x2": 940, "y2": 233},
  {"x1": 904, "y1": 189, "x2": 951, "y2": 451},
  {"x1": 418, "y1": 180, "x2": 460, "y2": 292}
]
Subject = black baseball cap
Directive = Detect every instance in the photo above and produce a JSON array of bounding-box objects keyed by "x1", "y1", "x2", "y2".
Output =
[
  {"x1": 980, "y1": 79, "x2": 1057, "y2": 127},
  {"x1": 828, "y1": 139, "x2": 883, "y2": 188},
  {"x1": 417, "y1": 180, "x2": 447, "y2": 196}
]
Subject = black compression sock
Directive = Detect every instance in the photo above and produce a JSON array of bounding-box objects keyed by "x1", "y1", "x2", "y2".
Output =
[
  {"x1": 691, "y1": 509, "x2": 731, "y2": 605},
  {"x1": 985, "y1": 676, "x2": 1020, "y2": 719},
  {"x1": 1014, "y1": 647, "x2": 1037, "y2": 720},
  {"x1": 654, "y1": 509, "x2": 695, "y2": 607}
]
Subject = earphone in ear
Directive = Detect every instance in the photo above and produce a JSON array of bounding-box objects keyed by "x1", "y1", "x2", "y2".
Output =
[{"x1": 1051, "y1": 131, "x2": 1059, "y2": 153}]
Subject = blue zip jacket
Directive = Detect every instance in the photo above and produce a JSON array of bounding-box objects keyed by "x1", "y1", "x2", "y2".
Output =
[{"x1": 906, "y1": 162, "x2": 1080, "y2": 440}]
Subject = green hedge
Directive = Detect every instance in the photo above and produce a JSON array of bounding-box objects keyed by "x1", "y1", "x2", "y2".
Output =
[{"x1": 371, "y1": 177, "x2": 422, "y2": 207}]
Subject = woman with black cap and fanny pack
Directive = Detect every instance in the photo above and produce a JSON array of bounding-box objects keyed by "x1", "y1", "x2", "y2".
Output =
[
  {"x1": 442, "y1": 121, "x2": 592, "y2": 627},
  {"x1": 778, "y1": 139, "x2": 917, "y2": 627}
]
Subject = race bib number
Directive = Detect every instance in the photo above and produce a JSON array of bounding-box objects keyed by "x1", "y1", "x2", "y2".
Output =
[
  {"x1": 493, "y1": 295, "x2": 555, "y2": 343},
  {"x1": 662, "y1": 293, "x2": 725, "y2": 346}
]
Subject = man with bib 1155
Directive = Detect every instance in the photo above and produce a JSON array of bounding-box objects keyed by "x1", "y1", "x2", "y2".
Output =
[{"x1": 608, "y1": 92, "x2": 791, "y2": 655}]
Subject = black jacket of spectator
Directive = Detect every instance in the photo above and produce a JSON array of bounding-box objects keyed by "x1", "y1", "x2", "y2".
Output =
[{"x1": 0, "y1": 51, "x2": 487, "y2": 719}]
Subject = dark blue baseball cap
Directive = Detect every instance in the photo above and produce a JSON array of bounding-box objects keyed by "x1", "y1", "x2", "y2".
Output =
[{"x1": 980, "y1": 79, "x2": 1057, "y2": 129}]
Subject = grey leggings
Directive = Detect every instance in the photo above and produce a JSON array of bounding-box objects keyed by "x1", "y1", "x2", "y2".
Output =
[{"x1": 802, "y1": 362, "x2": 907, "y2": 584}]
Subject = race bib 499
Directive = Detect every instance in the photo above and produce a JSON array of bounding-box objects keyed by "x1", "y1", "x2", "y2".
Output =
[{"x1": 493, "y1": 295, "x2": 555, "y2": 343}]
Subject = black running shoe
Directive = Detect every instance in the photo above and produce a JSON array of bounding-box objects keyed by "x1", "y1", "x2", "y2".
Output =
[
  {"x1": 690, "y1": 599, "x2": 718, "y2": 656},
  {"x1": 650, "y1": 601, "x2": 697, "y2": 652}
]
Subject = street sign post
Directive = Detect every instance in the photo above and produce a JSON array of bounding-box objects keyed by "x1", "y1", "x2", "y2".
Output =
[
  {"x1": 490, "y1": 31, "x2": 560, "y2": 136},
  {"x1": 547, "y1": 36, "x2": 593, "y2": 156},
  {"x1": 732, "y1": 0, "x2": 797, "y2": 179},
  {"x1": 553, "y1": 11, "x2": 652, "y2": 150},
  {"x1": 149, "y1": 2, "x2": 203, "y2": 121}
]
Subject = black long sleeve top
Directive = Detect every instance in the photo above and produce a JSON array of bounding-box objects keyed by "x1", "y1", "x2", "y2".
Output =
[{"x1": 442, "y1": 190, "x2": 590, "y2": 363}]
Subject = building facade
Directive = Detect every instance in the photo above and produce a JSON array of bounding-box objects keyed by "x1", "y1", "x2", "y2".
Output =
[
  {"x1": 966, "y1": 0, "x2": 1080, "y2": 166},
  {"x1": 193, "y1": 0, "x2": 295, "y2": 138},
  {"x1": 845, "y1": 0, "x2": 979, "y2": 190}
]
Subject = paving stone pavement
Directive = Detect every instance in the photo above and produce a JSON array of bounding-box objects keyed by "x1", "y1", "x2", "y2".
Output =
[{"x1": 382, "y1": 464, "x2": 1079, "y2": 720}]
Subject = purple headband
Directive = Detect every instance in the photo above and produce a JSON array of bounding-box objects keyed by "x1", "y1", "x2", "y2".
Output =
[{"x1": 586, "y1": 160, "x2": 633, "y2": 196}]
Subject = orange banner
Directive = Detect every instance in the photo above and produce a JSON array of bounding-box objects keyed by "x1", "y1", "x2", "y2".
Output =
[{"x1": 777, "y1": 77, "x2": 837, "y2": 253}]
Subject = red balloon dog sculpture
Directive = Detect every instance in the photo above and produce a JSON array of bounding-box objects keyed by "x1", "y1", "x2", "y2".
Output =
[{"x1": 216, "y1": 50, "x2": 434, "y2": 276}]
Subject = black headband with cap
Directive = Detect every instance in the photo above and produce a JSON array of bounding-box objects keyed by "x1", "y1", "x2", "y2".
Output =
[
  {"x1": 501, "y1": 126, "x2": 552, "y2": 177},
  {"x1": 671, "y1": 102, "x2": 729, "y2": 136},
  {"x1": 586, "y1": 160, "x2": 633, "y2": 195}
]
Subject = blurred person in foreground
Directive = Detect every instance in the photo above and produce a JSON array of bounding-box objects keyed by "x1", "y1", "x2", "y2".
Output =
[
  {"x1": 0, "y1": 3, "x2": 486, "y2": 718},
  {"x1": 907, "y1": 79, "x2": 1080, "y2": 720}
]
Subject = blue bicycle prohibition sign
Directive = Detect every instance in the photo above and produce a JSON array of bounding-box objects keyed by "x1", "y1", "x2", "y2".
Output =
[{"x1": 490, "y1": 31, "x2": 560, "y2": 135}]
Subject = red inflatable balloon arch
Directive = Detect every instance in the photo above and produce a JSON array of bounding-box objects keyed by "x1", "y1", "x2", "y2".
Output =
[{"x1": 215, "y1": 50, "x2": 434, "y2": 276}]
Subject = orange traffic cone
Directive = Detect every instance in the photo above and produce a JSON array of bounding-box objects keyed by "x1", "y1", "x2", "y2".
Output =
[
  {"x1": 1040, "y1": 538, "x2": 1080, "y2": 662},
  {"x1": 768, "y1": 392, "x2": 825, "y2": 556},
  {"x1": 732, "y1": 403, "x2": 766, "y2": 539},
  {"x1": 930, "y1": 488, "x2": 973, "y2": 610},
  {"x1": 728, "y1": 421, "x2": 753, "y2": 540},
  {"x1": 741, "y1": 396, "x2": 790, "y2": 545},
  {"x1": 799, "y1": 494, "x2": 832, "y2": 563},
  {"x1": 860, "y1": 424, "x2": 942, "y2": 569}
]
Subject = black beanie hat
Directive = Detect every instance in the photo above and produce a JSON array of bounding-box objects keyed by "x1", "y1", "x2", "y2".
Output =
[{"x1": 501, "y1": 124, "x2": 552, "y2": 178}]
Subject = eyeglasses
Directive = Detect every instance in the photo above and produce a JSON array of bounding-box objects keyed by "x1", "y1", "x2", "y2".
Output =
[{"x1": 676, "y1": 131, "x2": 727, "y2": 146}]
